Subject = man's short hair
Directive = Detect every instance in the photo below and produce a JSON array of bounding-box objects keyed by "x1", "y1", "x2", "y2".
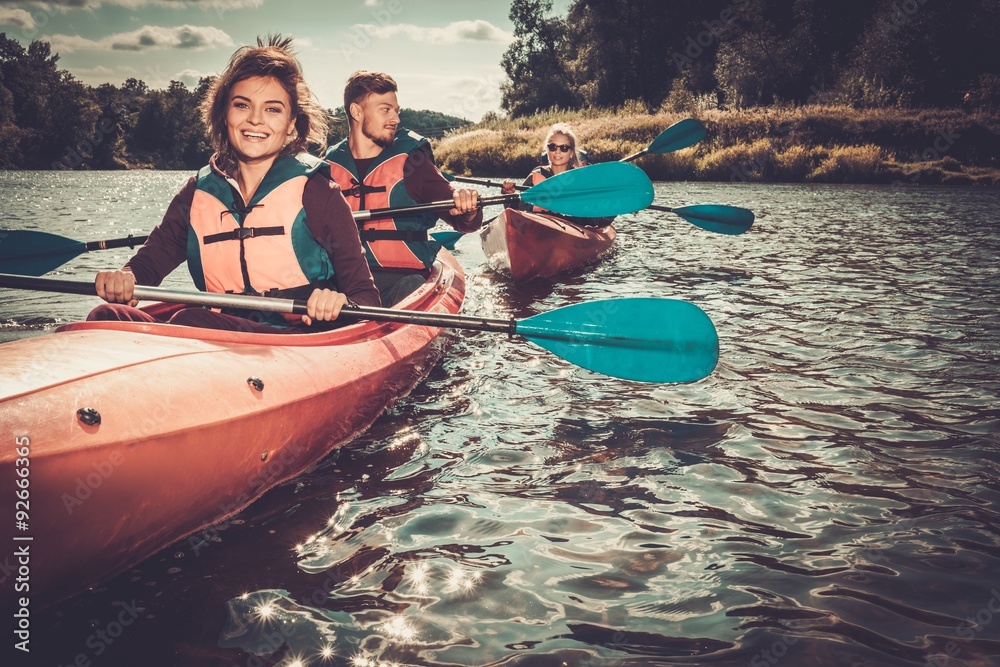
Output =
[{"x1": 344, "y1": 70, "x2": 398, "y2": 124}]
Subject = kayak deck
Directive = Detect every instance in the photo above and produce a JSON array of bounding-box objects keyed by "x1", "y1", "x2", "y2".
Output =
[
  {"x1": 480, "y1": 208, "x2": 616, "y2": 282},
  {"x1": 0, "y1": 252, "x2": 465, "y2": 606}
]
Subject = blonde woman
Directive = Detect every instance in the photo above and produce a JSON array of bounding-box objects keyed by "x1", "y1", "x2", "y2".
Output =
[
  {"x1": 502, "y1": 123, "x2": 583, "y2": 200},
  {"x1": 501, "y1": 123, "x2": 607, "y2": 225}
]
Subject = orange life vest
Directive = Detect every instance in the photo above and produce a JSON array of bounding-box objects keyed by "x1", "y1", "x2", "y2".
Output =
[
  {"x1": 187, "y1": 154, "x2": 335, "y2": 299},
  {"x1": 325, "y1": 129, "x2": 440, "y2": 271}
]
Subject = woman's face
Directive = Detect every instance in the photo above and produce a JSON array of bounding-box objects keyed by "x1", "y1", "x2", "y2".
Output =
[
  {"x1": 546, "y1": 132, "x2": 574, "y2": 170},
  {"x1": 226, "y1": 76, "x2": 296, "y2": 166}
]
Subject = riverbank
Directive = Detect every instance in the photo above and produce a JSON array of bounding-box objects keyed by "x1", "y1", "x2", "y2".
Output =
[{"x1": 434, "y1": 106, "x2": 1000, "y2": 185}]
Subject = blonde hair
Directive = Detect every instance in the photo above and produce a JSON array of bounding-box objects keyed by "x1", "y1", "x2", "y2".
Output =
[
  {"x1": 201, "y1": 34, "x2": 328, "y2": 158},
  {"x1": 545, "y1": 122, "x2": 582, "y2": 169}
]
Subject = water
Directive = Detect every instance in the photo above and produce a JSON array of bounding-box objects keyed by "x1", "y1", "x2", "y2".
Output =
[{"x1": 2, "y1": 171, "x2": 1000, "y2": 666}]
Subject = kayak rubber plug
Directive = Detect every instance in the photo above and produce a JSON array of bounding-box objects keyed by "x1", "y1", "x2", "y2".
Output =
[
  {"x1": 77, "y1": 407, "x2": 101, "y2": 426},
  {"x1": 247, "y1": 377, "x2": 264, "y2": 391}
]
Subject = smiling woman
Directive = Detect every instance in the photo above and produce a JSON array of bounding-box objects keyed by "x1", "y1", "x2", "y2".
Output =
[{"x1": 84, "y1": 33, "x2": 381, "y2": 332}]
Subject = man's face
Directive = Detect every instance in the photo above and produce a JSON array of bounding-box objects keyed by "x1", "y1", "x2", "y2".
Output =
[{"x1": 353, "y1": 91, "x2": 400, "y2": 148}]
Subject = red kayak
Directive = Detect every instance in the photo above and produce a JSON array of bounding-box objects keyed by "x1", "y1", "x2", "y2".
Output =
[
  {"x1": 0, "y1": 252, "x2": 464, "y2": 606},
  {"x1": 479, "y1": 208, "x2": 616, "y2": 282}
]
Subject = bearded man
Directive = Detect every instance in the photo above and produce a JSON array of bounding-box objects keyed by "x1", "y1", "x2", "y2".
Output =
[{"x1": 325, "y1": 70, "x2": 482, "y2": 306}]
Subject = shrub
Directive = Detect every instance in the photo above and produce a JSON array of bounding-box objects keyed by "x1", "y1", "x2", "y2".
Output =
[
  {"x1": 774, "y1": 145, "x2": 821, "y2": 182},
  {"x1": 697, "y1": 139, "x2": 779, "y2": 182},
  {"x1": 809, "y1": 145, "x2": 884, "y2": 183}
]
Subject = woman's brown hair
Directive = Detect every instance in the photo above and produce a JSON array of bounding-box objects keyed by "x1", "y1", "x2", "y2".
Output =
[{"x1": 201, "y1": 34, "x2": 328, "y2": 158}]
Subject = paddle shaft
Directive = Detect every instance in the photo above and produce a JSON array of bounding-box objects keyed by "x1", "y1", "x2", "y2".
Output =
[
  {"x1": 61, "y1": 191, "x2": 582, "y2": 234},
  {"x1": 452, "y1": 176, "x2": 525, "y2": 191},
  {"x1": 85, "y1": 234, "x2": 148, "y2": 251},
  {"x1": 620, "y1": 148, "x2": 648, "y2": 163},
  {"x1": 0, "y1": 273, "x2": 519, "y2": 334},
  {"x1": 453, "y1": 176, "x2": 667, "y2": 204},
  {"x1": 356, "y1": 194, "x2": 517, "y2": 221}
]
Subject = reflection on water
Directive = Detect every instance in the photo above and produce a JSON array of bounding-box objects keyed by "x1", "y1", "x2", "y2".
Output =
[{"x1": 3, "y1": 172, "x2": 1000, "y2": 666}]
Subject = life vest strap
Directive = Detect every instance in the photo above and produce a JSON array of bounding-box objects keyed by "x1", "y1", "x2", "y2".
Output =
[{"x1": 203, "y1": 226, "x2": 286, "y2": 245}]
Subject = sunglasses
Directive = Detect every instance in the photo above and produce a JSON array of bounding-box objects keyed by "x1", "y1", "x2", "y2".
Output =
[{"x1": 547, "y1": 143, "x2": 572, "y2": 153}]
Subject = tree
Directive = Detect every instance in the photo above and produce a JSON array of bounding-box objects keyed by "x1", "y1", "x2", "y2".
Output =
[
  {"x1": 565, "y1": 0, "x2": 713, "y2": 109},
  {"x1": 0, "y1": 35, "x2": 100, "y2": 168},
  {"x1": 0, "y1": 61, "x2": 22, "y2": 168},
  {"x1": 500, "y1": 0, "x2": 578, "y2": 116},
  {"x1": 836, "y1": 0, "x2": 1000, "y2": 107},
  {"x1": 786, "y1": 0, "x2": 876, "y2": 100},
  {"x1": 85, "y1": 83, "x2": 126, "y2": 169}
]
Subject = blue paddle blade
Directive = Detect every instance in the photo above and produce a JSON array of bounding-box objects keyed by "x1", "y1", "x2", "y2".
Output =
[
  {"x1": 0, "y1": 230, "x2": 86, "y2": 276},
  {"x1": 649, "y1": 118, "x2": 707, "y2": 153},
  {"x1": 521, "y1": 163, "x2": 654, "y2": 218},
  {"x1": 515, "y1": 297, "x2": 719, "y2": 383},
  {"x1": 430, "y1": 230, "x2": 463, "y2": 249},
  {"x1": 674, "y1": 204, "x2": 755, "y2": 235}
]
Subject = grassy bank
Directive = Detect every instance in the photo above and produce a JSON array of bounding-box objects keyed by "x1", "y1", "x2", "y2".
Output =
[{"x1": 433, "y1": 106, "x2": 1000, "y2": 185}]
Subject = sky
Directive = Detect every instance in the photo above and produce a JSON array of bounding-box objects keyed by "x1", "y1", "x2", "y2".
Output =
[{"x1": 0, "y1": 0, "x2": 573, "y2": 121}]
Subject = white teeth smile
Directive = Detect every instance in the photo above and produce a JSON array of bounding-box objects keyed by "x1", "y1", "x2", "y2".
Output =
[{"x1": 243, "y1": 131, "x2": 268, "y2": 139}]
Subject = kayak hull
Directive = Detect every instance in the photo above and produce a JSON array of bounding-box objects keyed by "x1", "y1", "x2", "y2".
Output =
[
  {"x1": 479, "y1": 208, "x2": 616, "y2": 283},
  {"x1": 0, "y1": 252, "x2": 464, "y2": 606}
]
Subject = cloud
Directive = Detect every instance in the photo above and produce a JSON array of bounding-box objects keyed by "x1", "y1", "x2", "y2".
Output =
[
  {"x1": 0, "y1": 7, "x2": 33, "y2": 30},
  {"x1": 174, "y1": 67, "x2": 210, "y2": 87},
  {"x1": 111, "y1": 24, "x2": 233, "y2": 50},
  {"x1": 74, "y1": 65, "x2": 115, "y2": 76},
  {"x1": 355, "y1": 20, "x2": 513, "y2": 45},
  {"x1": 402, "y1": 70, "x2": 506, "y2": 121},
  {"x1": 44, "y1": 33, "x2": 103, "y2": 52},
  {"x1": 43, "y1": 24, "x2": 233, "y2": 52}
]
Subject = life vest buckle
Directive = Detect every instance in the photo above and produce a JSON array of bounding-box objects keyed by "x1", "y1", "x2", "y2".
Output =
[
  {"x1": 344, "y1": 181, "x2": 388, "y2": 199},
  {"x1": 203, "y1": 225, "x2": 285, "y2": 245}
]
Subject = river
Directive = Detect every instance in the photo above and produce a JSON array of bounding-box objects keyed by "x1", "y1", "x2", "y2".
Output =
[{"x1": 1, "y1": 170, "x2": 999, "y2": 666}]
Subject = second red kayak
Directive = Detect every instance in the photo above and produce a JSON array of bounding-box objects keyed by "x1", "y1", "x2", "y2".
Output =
[{"x1": 479, "y1": 208, "x2": 616, "y2": 283}]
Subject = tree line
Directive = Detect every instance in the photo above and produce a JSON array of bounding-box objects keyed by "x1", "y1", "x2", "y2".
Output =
[
  {"x1": 500, "y1": 0, "x2": 1000, "y2": 117},
  {"x1": 0, "y1": 33, "x2": 471, "y2": 171}
]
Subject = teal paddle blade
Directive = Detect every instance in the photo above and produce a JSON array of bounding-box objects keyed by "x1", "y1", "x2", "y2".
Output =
[
  {"x1": 521, "y1": 162, "x2": 654, "y2": 218},
  {"x1": 515, "y1": 297, "x2": 719, "y2": 383},
  {"x1": 430, "y1": 230, "x2": 463, "y2": 249},
  {"x1": 0, "y1": 230, "x2": 86, "y2": 276},
  {"x1": 675, "y1": 204, "x2": 755, "y2": 235},
  {"x1": 648, "y1": 118, "x2": 707, "y2": 153}
]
